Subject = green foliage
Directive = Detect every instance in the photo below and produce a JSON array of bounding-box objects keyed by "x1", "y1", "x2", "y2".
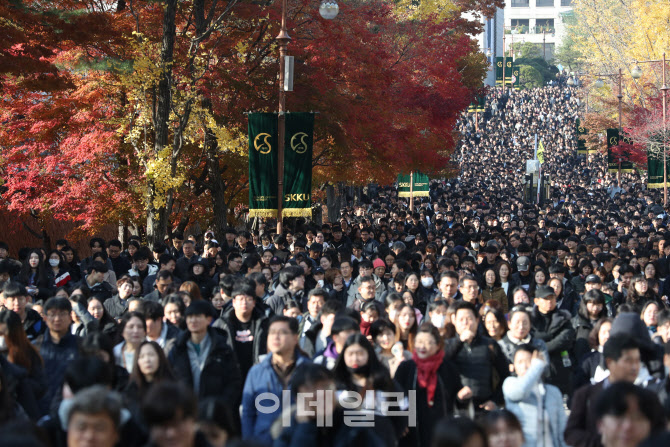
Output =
[
  {"x1": 519, "y1": 65, "x2": 544, "y2": 89},
  {"x1": 513, "y1": 52, "x2": 558, "y2": 89},
  {"x1": 514, "y1": 42, "x2": 541, "y2": 60}
]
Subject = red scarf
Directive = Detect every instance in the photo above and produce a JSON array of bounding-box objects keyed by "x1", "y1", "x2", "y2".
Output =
[
  {"x1": 360, "y1": 320, "x2": 372, "y2": 336},
  {"x1": 412, "y1": 349, "x2": 444, "y2": 407}
]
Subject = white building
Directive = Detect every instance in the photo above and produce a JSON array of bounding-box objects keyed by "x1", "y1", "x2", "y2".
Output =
[{"x1": 504, "y1": 0, "x2": 574, "y2": 61}]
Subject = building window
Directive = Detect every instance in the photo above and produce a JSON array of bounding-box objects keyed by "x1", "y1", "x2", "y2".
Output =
[
  {"x1": 511, "y1": 0, "x2": 530, "y2": 7},
  {"x1": 535, "y1": 19, "x2": 555, "y2": 33},
  {"x1": 536, "y1": 0, "x2": 554, "y2": 6},
  {"x1": 561, "y1": 0, "x2": 572, "y2": 5},
  {"x1": 510, "y1": 19, "x2": 530, "y2": 33}
]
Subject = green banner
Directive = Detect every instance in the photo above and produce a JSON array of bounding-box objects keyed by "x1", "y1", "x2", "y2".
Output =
[
  {"x1": 576, "y1": 118, "x2": 588, "y2": 155},
  {"x1": 248, "y1": 113, "x2": 279, "y2": 218},
  {"x1": 647, "y1": 136, "x2": 668, "y2": 189},
  {"x1": 397, "y1": 172, "x2": 429, "y2": 197},
  {"x1": 283, "y1": 113, "x2": 315, "y2": 218},
  {"x1": 397, "y1": 174, "x2": 411, "y2": 197},
  {"x1": 413, "y1": 172, "x2": 430, "y2": 197},
  {"x1": 467, "y1": 94, "x2": 486, "y2": 113},
  {"x1": 607, "y1": 128, "x2": 634, "y2": 174}
]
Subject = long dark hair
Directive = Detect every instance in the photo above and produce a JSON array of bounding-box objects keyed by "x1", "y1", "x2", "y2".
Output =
[
  {"x1": 128, "y1": 341, "x2": 174, "y2": 395},
  {"x1": 578, "y1": 289, "x2": 607, "y2": 321},
  {"x1": 17, "y1": 249, "x2": 48, "y2": 286},
  {"x1": 333, "y1": 333, "x2": 394, "y2": 393},
  {"x1": 394, "y1": 303, "x2": 418, "y2": 352},
  {"x1": 0, "y1": 310, "x2": 42, "y2": 373}
]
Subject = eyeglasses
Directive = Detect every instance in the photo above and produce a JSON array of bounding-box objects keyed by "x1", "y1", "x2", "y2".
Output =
[{"x1": 46, "y1": 312, "x2": 70, "y2": 320}]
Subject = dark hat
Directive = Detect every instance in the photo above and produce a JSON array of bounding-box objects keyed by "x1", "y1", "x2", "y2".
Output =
[
  {"x1": 516, "y1": 256, "x2": 530, "y2": 272},
  {"x1": 184, "y1": 300, "x2": 216, "y2": 318},
  {"x1": 585, "y1": 274, "x2": 602, "y2": 284},
  {"x1": 484, "y1": 245, "x2": 498, "y2": 254},
  {"x1": 313, "y1": 266, "x2": 325, "y2": 275},
  {"x1": 270, "y1": 256, "x2": 282, "y2": 265},
  {"x1": 309, "y1": 243, "x2": 323, "y2": 253},
  {"x1": 535, "y1": 285, "x2": 556, "y2": 299},
  {"x1": 190, "y1": 257, "x2": 209, "y2": 268}
]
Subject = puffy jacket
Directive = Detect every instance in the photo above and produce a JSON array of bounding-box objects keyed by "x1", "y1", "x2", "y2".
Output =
[
  {"x1": 168, "y1": 327, "x2": 242, "y2": 402},
  {"x1": 444, "y1": 334, "x2": 509, "y2": 407},
  {"x1": 241, "y1": 350, "x2": 310, "y2": 446},
  {"x1": 481, "y1": 286, "x2": 508, "y2": 313},
  {"x1": 104, "y1": 294, "x2": 130, "y2": 320},
  {"x1": 498, "y1": 333, "x2": 548, "y2": 365},
  {"x1": 571, "y1": 313, "x2": 597, "y2": 363},
  {"x1": 503, "y1": 358, "x2": 568, "y2": 447},
  {"x1": 266, "y1": 284, "x2": 304, "y2": 315},
  {"x1": 530, "y1": 307, "x2": 576, "y2": 395},
  {"x1": 345, "y1": 274, "x2": 386, "y2": 307}
]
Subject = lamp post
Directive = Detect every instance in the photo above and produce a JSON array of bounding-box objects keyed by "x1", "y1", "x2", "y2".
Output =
[
  {"x1": 501, "y1": 26, "x2": 519, "y2": 90},
  {"x1": 275, "y1": 0, "x2": 338, "y2": 234},
  {"x1": 630, "y1": 53, "x2": 668, "y2": 206}
]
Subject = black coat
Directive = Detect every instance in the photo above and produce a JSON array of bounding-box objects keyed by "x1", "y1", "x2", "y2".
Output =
[
  {"x1": 564, "y1": 381, "x2": 605, "y2": 447},
  {"x1": 531, "y1": 307, "x2": 576, "y2": 395},
  {"x1": 211, "y1": 306, "x2": 268, "y2": 368},
  {"x1": 394, "y1": 358, "x2": 463, "y2": 447},
  {"x1": 168, "y1": 327, "x2": 242, "y2": 403}
]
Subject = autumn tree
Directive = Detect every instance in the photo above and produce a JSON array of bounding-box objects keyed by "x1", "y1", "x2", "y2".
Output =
[{"x1": 1, "y1": 0, "x2": 503, "y2": 245}]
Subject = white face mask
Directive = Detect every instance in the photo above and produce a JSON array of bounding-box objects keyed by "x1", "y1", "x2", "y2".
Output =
[
  {"x1": 49, "y1": 259, "x2": 60, "y2": 267},
  {"x1": 0, "y1": 336, "x2": 6, "y2": 351},
  {"x1": 421, "y1": 277, "x2": 434, "y2": 288},
  {"x1": 431, "y1": 314, "x2": 446, "y2": 329},
  {"x1": 317, "y1": 279, "x2": 324, "y2": 288}
]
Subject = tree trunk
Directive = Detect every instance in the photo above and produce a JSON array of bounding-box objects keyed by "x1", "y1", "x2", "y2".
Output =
[
  {"x1": 146, "y1": 0, "x2": 177, "y2": 249},
  {"x1": 326, "y1": 184, "x2": 339, "y2": 223},
  {"x1": 207, "y1": 151, "x2": 228, "y2": 239}
]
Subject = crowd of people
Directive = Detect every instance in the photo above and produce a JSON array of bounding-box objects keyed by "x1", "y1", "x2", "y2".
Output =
[{"x1": 0, "y1": 84, "x2": 669, "y2": 447}]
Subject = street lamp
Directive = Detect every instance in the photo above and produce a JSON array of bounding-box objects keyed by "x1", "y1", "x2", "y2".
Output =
[
  {"x1": 629, "y1": 54, "x2": 668, "y2": 206},
  {"x1": 319, "y1": 1, "x2": 339, "y2": 19},
  {"x1": 594, "y1": 79, "x2": 604, "y2": 89},
  {"x1": 276, "y1": 0, "x2": 339, "y2": 234}
]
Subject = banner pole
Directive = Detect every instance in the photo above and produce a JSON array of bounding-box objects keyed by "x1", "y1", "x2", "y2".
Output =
[{"x1": 410, "y1": 172, "x2": 414, "y2": 212}]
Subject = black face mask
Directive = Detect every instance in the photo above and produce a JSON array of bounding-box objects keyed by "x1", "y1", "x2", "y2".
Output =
[{"x1": 347, "y1": 363, "x2": 370, "y2": 376}]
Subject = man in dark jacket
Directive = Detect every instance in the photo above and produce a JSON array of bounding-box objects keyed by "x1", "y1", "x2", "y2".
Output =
[
  {"x1": 564, "y1": 334, "x2": 642, "y2": 447},
  {"x1": 267, "y1": 266, "x2": 306, "y2": 315},
  {"x1": 36, "y1": 297, "x2": 80, "y2": 417},
  {"x1": 140, "y1": 300, "x2": 181, "y2": 356},
  {"x1": 531, "y1": 285, "x2": 576, "y2": 396},
  {"x1": 445, "y1": 301, "x2": 509, "y2": 414},
  {"x1": 242, "y1": 315, "x2": 311, "y2": 446},
  {"x1": 107, "y1": 239, "x2": 132, "y2": 280},
  {"x1": 213, "y1": 280, "x2": 268, "y2": 381},
  {"x1": 76, "y1": 261, "x2": 113, "y2": 302},
  {"x1": 2, "y1": 281, "x2": 45, "y2": 342},
  {"x1": 168, "y1": 300, "x2": 242, "y2": 404},
  {"x1": 143, "y1": 270, "x2": 175, "y2": 303}
]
